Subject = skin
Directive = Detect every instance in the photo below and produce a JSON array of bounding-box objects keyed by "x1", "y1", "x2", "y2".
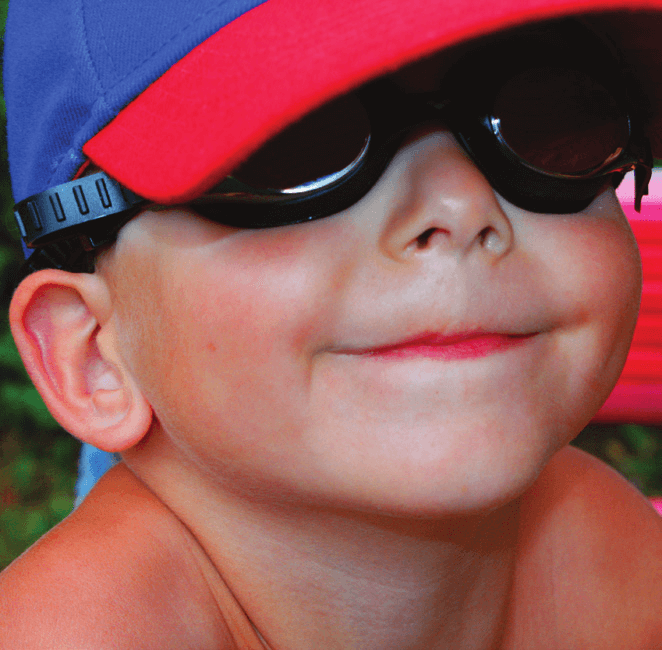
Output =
[
  {"x1": 110, "y1": 134, "x2": 637, "y2": 514},
  {"x1": 2, "y1": 46, "x2": 662, "y2": 649}
]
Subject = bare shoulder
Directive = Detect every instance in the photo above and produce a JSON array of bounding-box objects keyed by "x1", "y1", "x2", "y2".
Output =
[
  {"x1": 507, "y1": 445, "x2": 662, "y2": 650},
  {"x1": 0, "y1": 463, "x2": 233, "y2": 649}
]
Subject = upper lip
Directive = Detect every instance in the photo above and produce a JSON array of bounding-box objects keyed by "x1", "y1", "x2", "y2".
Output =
[{"x1": 338, "y1": 330, "x2": 537, "y2": 355}]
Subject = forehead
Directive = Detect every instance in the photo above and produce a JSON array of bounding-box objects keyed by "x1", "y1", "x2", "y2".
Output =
[
  {"x1": 387, "y1": 46, "x2": 462, "y2": 92},
  {"x1": 387, "y1": 18, "x2": 608, "y2": 92}
]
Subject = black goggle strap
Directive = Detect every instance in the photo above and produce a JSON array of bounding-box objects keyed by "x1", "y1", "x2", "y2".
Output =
[
  {"x1": 633, "y1": 137, "x2": 654, "y2": 212},
  {"x1": 14, "y1": 172, "x2": 147, "y2": 250}
]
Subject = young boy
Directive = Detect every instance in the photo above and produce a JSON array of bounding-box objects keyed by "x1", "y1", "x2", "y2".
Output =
[{"x1": 2, "y1": 0, "x2": 662, "y2": 647}]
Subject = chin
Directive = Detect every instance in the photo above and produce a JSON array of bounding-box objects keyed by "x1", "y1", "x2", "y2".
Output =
[{"x1": 301, "y1": 414, "x2": 567, "y2": 519}]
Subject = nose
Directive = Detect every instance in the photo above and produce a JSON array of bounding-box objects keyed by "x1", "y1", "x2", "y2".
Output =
[{"x1": 376, "y1": 129, "x2": 514, "y2": 262}]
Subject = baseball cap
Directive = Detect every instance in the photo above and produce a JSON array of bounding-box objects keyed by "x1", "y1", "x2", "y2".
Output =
[{"x1": 5, "y1": 0, "x2": 662, "y2": 211}]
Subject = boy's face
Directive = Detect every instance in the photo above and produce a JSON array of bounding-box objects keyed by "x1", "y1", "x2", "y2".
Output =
[{"x1": 98, "y1": 48, "x2": 642, "y2": 516}]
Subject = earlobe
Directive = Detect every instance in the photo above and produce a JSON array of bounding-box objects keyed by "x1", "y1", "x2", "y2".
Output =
[{"x1": 9, "y1": 269, "x2": 152, "y2": 452}]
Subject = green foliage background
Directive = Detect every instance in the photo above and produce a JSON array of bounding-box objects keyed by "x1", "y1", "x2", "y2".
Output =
[
  {"x1": 0, "y1": 1, "x2": 661, "y2": 573},
  {"x1": 0, "y1": 0, "x2": 81, "y2": 570}
]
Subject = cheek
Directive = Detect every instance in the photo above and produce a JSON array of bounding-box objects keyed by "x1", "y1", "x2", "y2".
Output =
[
  {"x1": 561, "y1": 214, "x2": 640, "y2": 344},
  {"x1": 115, "y1": 227, "x2": 354, "y2": 468},
  {"x1": 523, "y1": 199, "x2": 642, "y2": 419}
]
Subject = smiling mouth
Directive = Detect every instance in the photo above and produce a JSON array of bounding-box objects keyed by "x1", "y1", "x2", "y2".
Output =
[{"x1": 346, "y1": 332, "x2": 538, "y2": 360}]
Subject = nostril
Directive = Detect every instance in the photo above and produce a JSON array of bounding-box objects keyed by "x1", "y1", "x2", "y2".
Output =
[
  {"x1": 479, "y1": 226, "x2": 498, "y2": 246},
  {"x1": 414, "y1": 226, "x2": 502, "y2": 251},
  {"x1": 416, "y1": 228, "x2": 437, "y2": 248},
  {"x1": 479, "y1": 226, "x2": 506, "y2": 253}
]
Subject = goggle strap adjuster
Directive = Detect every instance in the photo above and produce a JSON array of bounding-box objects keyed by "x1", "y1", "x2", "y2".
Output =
[{"x1": 14, "y1": 172, "x2": 146, "y2": 249}]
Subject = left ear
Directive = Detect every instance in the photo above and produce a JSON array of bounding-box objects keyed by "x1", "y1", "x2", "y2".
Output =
[{"x1": 9, "y1": 269, "x2": 152, "y2": 452}]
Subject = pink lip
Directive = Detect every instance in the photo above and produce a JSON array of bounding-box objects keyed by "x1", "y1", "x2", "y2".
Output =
[{"x1": 352, "y1": 332, "x2": 537, "y2": 360}]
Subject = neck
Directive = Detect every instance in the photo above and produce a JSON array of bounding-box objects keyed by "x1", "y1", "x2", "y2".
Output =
[
  {"x1": 210, "y1": 501, "x2": 519, "y2": 649},
  {"x1": 126, "y1": 439, "x2": 520, "y2": 650}
]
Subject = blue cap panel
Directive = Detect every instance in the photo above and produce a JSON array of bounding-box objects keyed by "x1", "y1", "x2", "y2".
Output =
[{"x1": 4, "y1": 0, "x2": 268, "y2": 204}]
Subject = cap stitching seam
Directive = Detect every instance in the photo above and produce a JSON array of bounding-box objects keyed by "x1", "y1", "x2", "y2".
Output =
[
  {"x1": 76, "y1": 0, "x2": 107, "y2": 118},
  {"x1": 48, "y1": 0, "x2": 111, "y2": 187},
  {"x1": 49, "y1": 1, "x2": 260, "y2": 186},
  {"x1": 94, "y1": 1, "x2": 251, "y2": 97}
]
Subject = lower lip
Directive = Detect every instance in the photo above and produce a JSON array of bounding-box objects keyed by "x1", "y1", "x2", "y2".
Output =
[{"x1": 361, "y1": 334, "x2": 536, "y2": 361}]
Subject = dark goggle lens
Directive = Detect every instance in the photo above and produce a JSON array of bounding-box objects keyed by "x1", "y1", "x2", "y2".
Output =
[
  {"x1": 231, "y1": 94, "x2": 371, "y2": 191},
  {"x1": 492, "y1": 67, "x2": 630, "y2": 176}
]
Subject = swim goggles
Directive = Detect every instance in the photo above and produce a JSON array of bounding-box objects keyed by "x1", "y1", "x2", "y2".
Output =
[{"x1": 14, "y1": 21, "x2": 653, "y2": 273}]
